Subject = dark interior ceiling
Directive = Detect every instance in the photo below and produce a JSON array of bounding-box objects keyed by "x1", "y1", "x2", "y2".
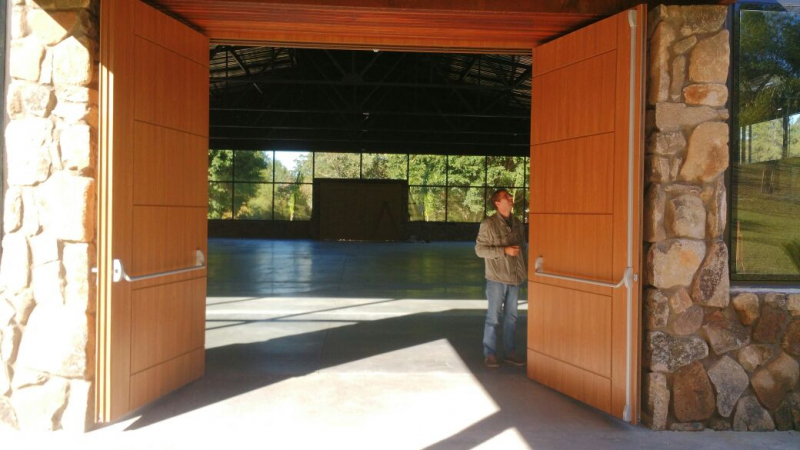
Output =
[{"x1": 210, "y1": 47, "x2": 531, "y2": 156}]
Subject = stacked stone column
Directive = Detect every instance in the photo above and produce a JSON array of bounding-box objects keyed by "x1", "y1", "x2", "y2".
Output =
[
  {"x1": 644, "y1": 5, "x2": 800, "y2": 431},
  {"x1": 0, "y1": 0, "x2": 98, "y2": 432}
]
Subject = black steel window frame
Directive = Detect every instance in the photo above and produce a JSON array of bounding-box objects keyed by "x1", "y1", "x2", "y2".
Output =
[
  {"x1": 209, "y1": 150, "x2": 529, "y2": 223},
  {"x1": 731, "y1": 1, "x2": 800, "y2": 283}
]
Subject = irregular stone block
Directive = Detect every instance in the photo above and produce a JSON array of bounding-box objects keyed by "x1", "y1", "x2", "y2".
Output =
[
  {"x1": 647, "y1": 331, "x2": 708, "y2": 372},
  {"x1": 0, "y1": 363, "x2": 9, "y2": 396},
  {"x1": 60, "y1": 124, "x2": 94, "y2": 172},
  {"x1": 673, "y1": 36, "x2": 697, "y2": 55},
  {"x1": 647, "y1": 130, "x2": 686, "y2": 155},
  {"x1": 751, "y1": 352, "x2": 800, "y2": 410},
  {"x1": 691, "y1": 240, "x2": 730, "y2": 307},
  {"x1": 645, "y1": 372, "x2": 669, "y2": 430},
  {"x1": 6, "y1": 289, "x2": 35, "y2": 326},
  {"x1": 10, "y1": 378, "x2": 69, "y2": 431},
  {"x1": 689, "y1": 31, "x2": 730, "y2": 83},
  {"x1": 670, "y1": 55, "x2": 686, "y2": 101},
  {"x1": 644, "y1": 184, "x2": 666, "y2": 243},
  {"x1": 766, "y1": 293, "x2": 788, "y2": 310},
  {"x1": 709, "y1": 417, "x2": 731, "y2": 431},
  {"x1": 683, "y1": 83, "x2": 728, "y2": 107},
  {"x1": 0, "y1": 299, "x2": 14, "y2": 328},
  {"x1": 29, "y1": 10, "x2": 78, "y2": 46},
  {"x1": 646, "y1": 156, "x2": 671, "y2": 183},
  {"x1": 679, "y1": 122, "x2": 729, "y2": 183},
  {"x1": 0, "y1": 397, "x2": 19, "y2": 431},
  {"x1": 673, "y1": 361, "x2": 715, "y2": 422},
  {"x1": 670, "y1": 157, "x2": 683, "y2": 181},
  {"x1": 648, "y1": 5, "x2": 667, "y2": 39},
  {"x1": 703, "y1": 309, "x2": 749, "y2": 355},
  {"x1": 732, "y1": 293, "x2": 760, "y2": 325},
  {"x1": 37, "y1": 172, "x2": 95, "y2": 242},
  {"x1": 646, "y1": 239, "x2": 706, "y2": 289},
  {"x1": 11, "y1": 367, "x2": 48, "y2": 390},
  {"x1": 672, "y1": 305, "x2": 704, "y2": 336},
  {"x1": 10, "y1": 38, "x2": 45, "y2": 82},
  {"x1": 30, "y1": 232, "x2": 59, "y2": 267},
  {"x1": 0, "y1": 326, "x2": 22, "y2": 364},
  {"x1": 32, "y1": 261, "x2": 65, "y2": 306},
  {"x1": 16, "y1": 306, "x2": 90, "y2": 378},
  {"x1": 53, "y1": 101, "x2": 92, "y2": 124},
  {"x1": 645, "y1": 289, "x2": 669, "y2": 330},
  {"x1": 669, "y1": 288, "x2": 693, "y2": 314},
  {"x1": 774, "y1": 393, "x2": 800, "y2": 431},
  {"x1": 20, "y1": 188, "x2": 41, "y2": 237},
  {"x1": 6, "y1": 81, "x2": 25, "y2": 119},
  {"x1": 5, "y1": 117, "x2": 54, "y2": 186},
  {"x1": 708, "y1": 356, "x2": 749, "y2": 417},
  {"x1": 664, "y1": 184, "x2": 701, "y2": 196},
  {"x1": 678, "y1": 5, "x2": 727, "y2": 35},
  {"x1": 655, "y1": 102, "x2": 724, "y2": 132},
  {"x1": 56, "y1": 86, "x2": 93, "y2": 104},
  {"x1": 782, "y1": 320, "x2": 800, "y2": 357},
  {"x1": 649, "y1": 21, "x2": 675, "y2": 105},
  {"x1": 63, "y1": 243, "x2": 94, "y2": 312},
  {"x1": 733, "y1": 396, "x2": 775, "y2": 431},
  {"x1": 754, "y1": 303, "x2": 789, "y2": 344},
  {"x1": 738, "y1": 344, "x2": 777, "y2": 372},
  {"x1": 703, "y1": 177, "x2": 726, "y2": 239},
  {"x1": 789, "y1": 295, "x2": 800, "y2": 317},
  {"x1": 61, "y1": 379, "x2": 92, "y2": 432},
  {"x1": 0, "y1": 233, "x2": 31, "y2": 291},
  {"x1": 665, "y1": 193, "x2": 705, "y2": 239},
  {"x1": 53, "y1": 36, "x2": 93, "y2": 86},
  {"x1": 3, "y1": 187, "x2": 23, "y2": 234},
  {"x1": 21, "y1": 84, "x2": 55, "y2": 117}
]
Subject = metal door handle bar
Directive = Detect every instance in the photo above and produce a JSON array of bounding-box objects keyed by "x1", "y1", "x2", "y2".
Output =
[
  {"x1": 112, "y1": 250, "x2": 205, "y2": 283},
  {"x1": 534, "y1": 256, "x2": 633, "y2": 289}
]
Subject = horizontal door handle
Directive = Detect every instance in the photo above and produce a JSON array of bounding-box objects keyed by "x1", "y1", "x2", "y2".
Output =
[
  {"x1": 534, "y1": 256, "x2": 631, "y2": 289},
  {"x1": 113, "y1": 250, "x2": 205, "y2": 283}
]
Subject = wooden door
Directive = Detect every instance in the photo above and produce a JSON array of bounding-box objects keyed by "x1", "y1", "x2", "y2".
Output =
[
  {"x1": 527, "y1": 5, "x2": 645, "y2": 423},
  {"x1": 98, "y1": 0, "x2": 209, "y2": 422}
]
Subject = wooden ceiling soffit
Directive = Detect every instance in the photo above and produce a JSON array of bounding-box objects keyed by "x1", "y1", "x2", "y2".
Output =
[{"x1": 145, "y1": 2, "x2": 601, "y2": 54}]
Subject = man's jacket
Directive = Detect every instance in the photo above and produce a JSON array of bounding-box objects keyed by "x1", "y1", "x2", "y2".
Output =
[{"x1": 475, "y1": 213, "x2": 527, "y2": 286}]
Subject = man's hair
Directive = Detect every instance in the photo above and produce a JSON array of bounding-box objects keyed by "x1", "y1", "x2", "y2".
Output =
[{"x1": 490, "y1": 189, "x2": 510, "y2": 210}]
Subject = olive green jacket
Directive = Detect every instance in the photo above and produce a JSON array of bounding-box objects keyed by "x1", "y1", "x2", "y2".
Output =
[{"x1": 475, "y1": 213, "x2": 527, "y2": 286}]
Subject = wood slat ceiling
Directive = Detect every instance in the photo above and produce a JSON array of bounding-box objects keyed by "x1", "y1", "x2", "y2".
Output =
[{"x1": 144, "y1": 0, "x2": 732, "y2": 53}]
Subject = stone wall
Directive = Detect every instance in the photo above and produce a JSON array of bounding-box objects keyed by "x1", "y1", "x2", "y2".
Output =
[
  {"x1": 0, "y1": 0, "x2": 98, "y2": 432},
  {"x1": 643, "y1": 5, "x2": 800, "y2": 431}
]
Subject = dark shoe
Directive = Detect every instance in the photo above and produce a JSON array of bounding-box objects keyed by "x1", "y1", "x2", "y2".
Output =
[
  {"x1": 505, "y1": 353, "x2": 525, "y2": 366},
  {"x1": 485, "y1": 355, "x2": 500, "y2": 368}
]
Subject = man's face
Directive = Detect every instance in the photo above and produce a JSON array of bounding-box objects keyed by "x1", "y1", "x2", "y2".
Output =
[{"x1": 494, "y1": 191, "x2": 513, "y2": 216}]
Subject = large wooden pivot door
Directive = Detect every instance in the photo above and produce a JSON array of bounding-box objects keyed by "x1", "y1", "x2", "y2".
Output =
[
  {"x1": 98, "y1": 0, "x2": 209, "y2": 421},
  {"x1": 527, "y1": 6, "x2": 645, "y2": 423}
]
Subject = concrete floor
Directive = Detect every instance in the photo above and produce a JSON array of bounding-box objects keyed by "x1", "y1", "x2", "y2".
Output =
[{"x1": 12, "y1": 239, "x2": 798, "y2": 448}]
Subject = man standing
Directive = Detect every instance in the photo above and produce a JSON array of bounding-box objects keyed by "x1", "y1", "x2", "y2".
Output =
[{"x1": 475, "y1": 189, "x2": 527, "y2": 368}]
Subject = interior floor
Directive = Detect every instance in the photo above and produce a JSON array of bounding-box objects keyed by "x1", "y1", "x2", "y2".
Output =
[{"x1": 34, "y1": 239, "x2": 798, "y2": 449}]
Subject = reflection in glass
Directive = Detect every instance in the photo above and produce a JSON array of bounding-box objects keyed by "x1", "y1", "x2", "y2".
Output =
[
  {"x1": 275, "y1": 151, "x2": 312, "y2": 183},
  {"x1": 233, "y1": 150, "x2": 273, "y2": 182},
  {"x1": 409, "y1": 155, "x2": 447, "y2": 185},
  {"x1": 274, "y1": 183, "x2": 312, "y2": 221},
  {"x1": 447, "y1": 187, "x2": 485, "y2": 222},
  {"x1": 447, "y1": 155, "x2": 486, "y2": 186},
  {"x1": 734, "y1": 8, "x2": 800, "y2": 279},
  {"x1": 409, "y1": 186, "x2": 446, "y2": 221},
  {"x1": 362, "y1": 153, "x2": 408, "y2": 179},
  {"x1": 208, "y1": 181, "x2": 233, "y2": 219},
  {"x1": 314, "y1": 152, "x2": 360, "y2": 178},
  {"x1": 208, "y1": 150, "x2": 233, "y2": 181},
  {"x1": 233, "y1": 183, "x2": 273, "y2": 220}
]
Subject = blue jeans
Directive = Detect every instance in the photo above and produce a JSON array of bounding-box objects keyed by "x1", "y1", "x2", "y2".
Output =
[{"x1": 483, "y1": 280, "x2": 519, "y2": 357}]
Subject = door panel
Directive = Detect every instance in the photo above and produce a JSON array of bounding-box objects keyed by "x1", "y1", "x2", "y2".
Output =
[
  {"x1": 528, "y1": 6, "x2": 644, "y2": 423},
  {"x1": 99, "y1": 0, "x2": 209, "y2": 422},
  {"x1": 530, "y1": 133, "x2": 615, "y2": 214}
]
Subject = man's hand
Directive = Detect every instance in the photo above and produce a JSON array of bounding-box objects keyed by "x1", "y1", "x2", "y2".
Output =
[{"x1": 504, "y1": 245, "x2": 520, "y2": 256}]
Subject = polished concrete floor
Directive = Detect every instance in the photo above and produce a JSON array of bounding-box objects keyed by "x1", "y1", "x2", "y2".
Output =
[{"x1": 14, "y1": 239, "x2": 798, "y2": 448}]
